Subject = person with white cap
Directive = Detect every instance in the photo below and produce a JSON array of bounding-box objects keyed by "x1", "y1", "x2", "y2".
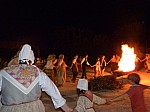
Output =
[
  {"x1": 72, "y1": 79, "x2": 107, "y2": 112},
  {"x1": 0, "y1": 44, "x2": 72, "y2": 112}
]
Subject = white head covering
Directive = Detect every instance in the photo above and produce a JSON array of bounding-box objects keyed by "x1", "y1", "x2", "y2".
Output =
[
  {"x1": 18, "y1": 44, "x2": 35, "y2": 64},
  {"x1": 29, "y1": 50, "x2": 35, "y2": 64},
  {"x1": 77, "y1": 79, "x2": 88, "y2": 90}
]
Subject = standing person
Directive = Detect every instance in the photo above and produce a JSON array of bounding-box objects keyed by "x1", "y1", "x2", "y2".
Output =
[
  {"x1": 7, "y1": 51, "x2": 20, "y2": 67},
  {"x1": 81, "y1": 54, "x2": 91, "y2": 79},
  {"x1": 56, "y1": 54, "x2": 67, "y2": 87},
  {"x1": 42, "y1": 54, "x2": 57, "y2": 84},
  {"x1": 109, "y1": 73, "x2": 150, "y2": 112},
  {"x1": 61, "y1": 61, "x2": 68, "y2": 84},
  {"x1": 70, "y1": 55, "x2": 79, "y2": 83},
  {"x1": 92, "y1": 57, "x2": 101, "y2": 78},
  {"x1": 135, "y1": 56, "x2": 141, "y2": 72},
  {"x1": 115, "y1": 54, "x2": 120, "y2": 70},
  {"x1": 140, "y1": 54, "x2": 150, "y2": 73},
  {"x1": 100, "y1": 55, "x2": 107, "y2": 75},
  {"x1": 0, "y1": 44, "x2": 72, "y2": 112},
  {"x1": 107, "y1": 55, "x2": 117, "y2": 73},
  {"x1": 72, "y1": 79, "x2": 107, "y2": 112}
]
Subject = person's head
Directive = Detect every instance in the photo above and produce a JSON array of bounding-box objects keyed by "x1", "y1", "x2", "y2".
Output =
[
  {"x1": 18, "y1": 44, "x2": 35, "y2": 65},
  {"x1": 113, "y1": 55, "x2": 115, "y2": 58},
  {"x1": 97, "y1": 57, "x2": 100, "y2": 61},
  {"x1": 59, "y1": 54, "x2": 64, "y2": 59},
  {"x1": 74, "y1": 55, "x2": 78, "y2": 59},
  {"x1": 102, "y1": 55, "x2": 105, "y2": 59},
  {"x1": 47, "y1": 54, "x2": 53, "y2": 61},
  {"x1": 76, "y1": 79, "x2": 89, "y2": 95},
  {"x1": 85, "y1": 55, "x2": 88, "y2": 58},
  {"x1": 128, "y1": 73, "x2": 141, "y2": 84}
]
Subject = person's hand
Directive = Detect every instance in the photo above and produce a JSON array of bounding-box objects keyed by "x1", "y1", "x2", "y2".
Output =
[
  {"x1": 42, "y1": 68, "x2": 45, "y2": 71},
  {"x1": 105, "y1": 99, "x2": 112, "y2": 105}
]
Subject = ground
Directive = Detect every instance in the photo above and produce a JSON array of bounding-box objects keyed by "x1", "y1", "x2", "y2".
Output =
[{"x1": 41, "y1": 67, "x2": 150, "y2": 112}]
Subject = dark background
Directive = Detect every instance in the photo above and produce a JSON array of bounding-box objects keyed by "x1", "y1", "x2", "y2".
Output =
[{"x1": 0, "y1": 0, "x2": 150, "y2": 63}]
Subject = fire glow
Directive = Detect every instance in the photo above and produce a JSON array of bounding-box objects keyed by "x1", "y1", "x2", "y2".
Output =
[{"x1": 118, "y1": 44, "x2": 136, "y2": 72}]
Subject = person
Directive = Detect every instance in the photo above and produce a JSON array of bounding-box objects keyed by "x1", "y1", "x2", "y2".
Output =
[
  {"x1": 135, "y1": 56, "x2": 141, "y2": 71},
  {"x1": 0, "y1": 44, "x2": 72, "y2": 112},
  {"x1": 115, "y1": 54, "x2": 120, "y2": 70},
  {"x1": 56, "y1": 54, "x2": 68, "y2": 87},
  {"x1": 7, "y1": 51, "x2": 20, "y2": 67},
  {"x1": 72, "y1": 79, "x2": 107, "y2": 112},
  {"x1": 107, "y1": 55, "x2": 117, "y2": 73},
  {"x1": 109, "y1": 73, "x2": 150, "y2": 112},
  {"x1": 80, "y1": 55, "x2": 91, "y2": 79},
  {"x1": 140, "y1": 54, "x2": 150, "y2": 73},
  {"x1": 0, "y1": 58, "x2": 3, "y2": 70},
  {"x1": 70, "y1": 55, "x2": 79, "y2": 83},
  {"x1": 42, "y1": 54, "x2": 57, "y2": 83},
  {"x1": 61, "y1": 61, "x2": 68, "y2": 84},
  {"x1": 100, "y1": 55, "x2": 107, "y2": 75},
  {"x1": 92, "y1": 57, "x2": 101, "y2": 78}
]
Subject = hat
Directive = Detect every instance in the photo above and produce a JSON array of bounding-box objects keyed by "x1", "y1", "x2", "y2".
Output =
[
  {"x1": 18, "y1": 44, "x2": 35, "y2": 64},
  {"x1": 77, "y1": 79, "x2": 88, "y2": 90},
  {"x1": 29, "y1": 50, "x2": 35, "y2": 64}
]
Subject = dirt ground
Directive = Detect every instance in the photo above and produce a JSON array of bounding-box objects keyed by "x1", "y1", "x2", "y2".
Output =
[{"x1": 42, "y1": 67, "x2": 150, "y2": 112}]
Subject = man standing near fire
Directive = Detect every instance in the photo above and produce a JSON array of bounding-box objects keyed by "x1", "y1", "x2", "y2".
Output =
[
  {"x1": 115, "y1": 54, "x2": 121, "y2": 70},
  {"x1": 81, "y1": 54, "x2": 92, "y2": 79},
  {"x1": 107, "y1": 55, "x2": 117, "y2": 74}
]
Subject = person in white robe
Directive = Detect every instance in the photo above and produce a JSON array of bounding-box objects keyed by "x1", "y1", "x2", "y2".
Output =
[{"x1": 0, "y1": 44, "x2": 72, "y2": 112}]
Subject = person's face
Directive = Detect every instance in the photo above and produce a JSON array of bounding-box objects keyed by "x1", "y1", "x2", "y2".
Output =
[{"x1": 76, "y1": 55, "x2": 78, "y2": 58}]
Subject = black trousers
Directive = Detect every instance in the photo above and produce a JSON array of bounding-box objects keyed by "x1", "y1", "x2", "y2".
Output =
[{"x1": 81, "y1": 66, "x2": 87, "y2": 78}]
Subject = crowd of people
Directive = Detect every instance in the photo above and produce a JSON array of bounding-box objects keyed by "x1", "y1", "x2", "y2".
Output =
[{"x1": 0, "y1": 43, "x2": 150, "y2": 112}]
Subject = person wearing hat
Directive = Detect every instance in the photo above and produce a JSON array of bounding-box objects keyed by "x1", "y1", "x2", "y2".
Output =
[
  {"x1": 72, "y1": 79, "x2": 107, "y2": 112},
  {"x1": 0, "y1": 44, "x2": 72, "y2": 112}
]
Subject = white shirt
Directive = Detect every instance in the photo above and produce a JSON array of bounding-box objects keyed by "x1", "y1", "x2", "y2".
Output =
[
  {"x1": 0, "y1": 66, "x2": 66, "y2": 109},
  {"x1": 81, "y1": 58, "x2": 90, "y2": 65}
]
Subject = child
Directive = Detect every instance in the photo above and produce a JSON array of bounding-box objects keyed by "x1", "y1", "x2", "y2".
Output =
[
  {"x1": 72, "y1": 79, "x2": 107, "y2": 112},
  {"x1": 109, "y1": 73, "x2": 150, "y2": 112}
]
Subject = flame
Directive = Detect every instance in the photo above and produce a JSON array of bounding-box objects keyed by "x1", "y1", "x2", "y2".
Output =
[{"x1": 118, "y1": 44, "x2": 136, "y2": 72}]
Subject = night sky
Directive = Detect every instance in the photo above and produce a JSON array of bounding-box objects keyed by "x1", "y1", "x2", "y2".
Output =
[{"x1": 0, "y1": 0, "x2": 150, "y2": 61}]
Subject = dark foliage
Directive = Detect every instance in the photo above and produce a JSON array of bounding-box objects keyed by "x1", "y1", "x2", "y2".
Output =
[{"x1": 89, "y1": 75, "x2": 123, "y2": 91}]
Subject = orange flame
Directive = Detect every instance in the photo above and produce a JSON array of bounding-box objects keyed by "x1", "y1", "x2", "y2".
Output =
[{"x1": 118, "y1": 44, "x2": 136, "y2": 72}]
